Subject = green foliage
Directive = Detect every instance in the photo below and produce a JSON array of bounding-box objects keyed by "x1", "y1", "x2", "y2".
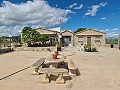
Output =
[
  {"x1": 84, "y1": 43, "x2": 91, "y2": 52},
  {"x1": 22, "y1": 27, "x2": 40, "y2": 44},
  {"x1": 39, "y1": 34, "x2": 50, "y2": 43},
  {"x1": 57, "y1": 41, "x2": 62, "y2": 47},
  {"x1": 106, "y1": 40, "x2": 118, "y2": 45},
  {"x1": 84, "y1": 43, "x2": 97, "y2": 52},
  {"x1": 74, "y1": 28, "x2": 86, "y2": 33},
  {"x1": 0, "y1": 37, "x2": 3, "y2": 44},
  {"x1": 92, "y1": 47, "x2": 97, "y2": 52},
  {"x1": 22, "y1": 26, "x2": 50, "y2": 46}
]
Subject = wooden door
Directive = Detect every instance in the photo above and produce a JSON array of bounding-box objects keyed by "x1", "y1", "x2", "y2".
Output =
[{"x1": 87, "y1": 37, "x2": 91, "y2": 44}]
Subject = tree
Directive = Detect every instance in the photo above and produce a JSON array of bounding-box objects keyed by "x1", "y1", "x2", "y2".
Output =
[
  {"x1": 22, "y1": 26, "x2": 40, "y2": 46},
  {"x1": 74, "y1": 28, "x2": 86, "y2": 33},
  {"x1": 22, "y1": 27, "x2": 50, "y2": 46},
  {"x1": 0, "y1": 37, "x2": 3, "y2": 53},
  {"x1": 0, "y1": 37, "x2": 3, "y2": 44},
  {"x1": 39, "y1": 34, "x2": 50, "y2": 44}
]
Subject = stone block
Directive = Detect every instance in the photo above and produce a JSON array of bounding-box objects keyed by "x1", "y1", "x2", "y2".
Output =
[
  {"x1": 56, "y1": 78, "x2": 65, "y2": 84},
  {"x1": 41, "y1": 74, "x2": 50, "y2": 84}
]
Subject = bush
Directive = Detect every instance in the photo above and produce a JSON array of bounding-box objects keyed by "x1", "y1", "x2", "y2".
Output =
[
  {"x1": 84, "y1": 43, "x2": 91, "y2": 52},
  {"x1": 84, "y1": 43, "x2": 97, "y2": 52},
  {"x1": 92, "y1": 47, "x2": 97, "y2": 52}
]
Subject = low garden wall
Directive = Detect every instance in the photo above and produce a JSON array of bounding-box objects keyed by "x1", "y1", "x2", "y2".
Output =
[
  {"x1": 0, "y1": 47, "x2": 13, "y2": 54},
  {"x1": 14, "y1": 47, "x2": 56, "y2": 52}
]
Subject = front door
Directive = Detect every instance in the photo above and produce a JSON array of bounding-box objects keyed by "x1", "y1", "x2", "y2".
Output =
[
  {"x1": 62, "y1": 36, "x2": 71, "y2": 46},
  {"x1": 87, "y1": 37, "x2": 91, "y2": 44}
]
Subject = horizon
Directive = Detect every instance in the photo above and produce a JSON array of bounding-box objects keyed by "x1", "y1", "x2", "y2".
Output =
[{"x1": 0, "y1": 0, "x2": 120, "y2": 37}]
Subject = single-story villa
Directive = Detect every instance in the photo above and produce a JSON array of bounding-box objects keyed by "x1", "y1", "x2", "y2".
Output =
[
  {"x1": 36, "y1": 28, "x2": 57, "y2": 45},
  {"x1": 74, "y1": 29, "x2": 106, "y2": 47},
  {"x1": 21, "y1": 27, "x2": 106, "y2": 47}
]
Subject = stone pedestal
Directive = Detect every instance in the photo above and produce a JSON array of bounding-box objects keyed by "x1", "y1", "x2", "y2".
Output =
[
  {"x1": 69, "y1": 69, "x2": 76, "y2": 77},
  {"x1": 41, "y1": 74, "x2": 49, "y2": 84},
  {"x1": 32, "y1": 68, "x2": 39, "y2": 75},
  {"x1": 56, "y1": 74, "x2": 65, "y2": 84}
]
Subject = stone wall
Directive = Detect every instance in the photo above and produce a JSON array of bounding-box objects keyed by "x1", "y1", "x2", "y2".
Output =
[
  {"x1": 75, "y1": 30, "x2": 106, "y2": 47},
  {"x1": 0, "y1": 47, "x2": 13, "y2": 54},
  {"x1": 14, "y1": 47, "x2": 56, "y2": 52}
]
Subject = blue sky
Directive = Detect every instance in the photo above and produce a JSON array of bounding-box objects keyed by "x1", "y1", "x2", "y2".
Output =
[{"x1": 0, "y1": 0, "x2": 120, "y2": 37}]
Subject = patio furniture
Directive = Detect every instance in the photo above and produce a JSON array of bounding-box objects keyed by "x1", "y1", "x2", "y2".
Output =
[
  {"x1": 68, "y1": 59, "x2": 77, "y2": 77},
  {"x1": 40, "y1": 68, "x2": 68, "y2": 84},
  {"x1": 45, "y1": 57, "x2": 64, "y2": 69},
  {"x1": 31, "y1": 58, "x2": 45, "y2": 75}
]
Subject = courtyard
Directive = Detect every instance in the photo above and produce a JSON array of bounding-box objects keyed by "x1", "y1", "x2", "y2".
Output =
[{"x1": 0, "y1": 46, "x2": 120, "y2": 90}]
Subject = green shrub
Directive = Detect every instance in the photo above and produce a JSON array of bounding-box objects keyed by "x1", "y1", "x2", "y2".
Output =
[
  {"x1": 92, "y1": 47, "x2": 97, "y2": 52},
  {"x1": 84, "y1": 43, "x2": 91, "y2": 52},
  {"x1": 84, "y1": 43, "x2": 97, "y2": 52}
]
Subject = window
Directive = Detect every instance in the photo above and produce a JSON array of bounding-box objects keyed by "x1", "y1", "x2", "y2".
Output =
[
  {"x1": 78, "y1": 37, "x2": 84, "y2": 42},
  {"x1": 95, "y1": 37, "x2": 101, "y2": 42}
]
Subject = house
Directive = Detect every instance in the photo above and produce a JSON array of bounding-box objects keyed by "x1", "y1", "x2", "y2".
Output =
[
  {"x1": 75, "y1": 29, "x2": 106, "y2": 47},
  {"x1": 21, "y1": 27, "x2": 106, "y2": 47},
  {"x1": 61, "y1": 30, "x2": 74, "y2": 46},
  {"x1": 36, "y1": 28, "x2": 57, "y2": 45},
  {"x1": 36, "y1": 28, "x2": 75, "y2": 46}
]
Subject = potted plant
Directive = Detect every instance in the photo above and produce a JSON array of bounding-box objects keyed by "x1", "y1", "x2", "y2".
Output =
[
  {"x1": 57, "y1": 41, "x2": 62, "y2": 51},
  {"x1": 55, "y1": 51, "x2": 59, "y2": 55},
  {"x1": 84, "y1": 43, "x2": 91, "y2": 52},
  {"x1": 52, "y1": 54, "x2": 57, "y2": 59},
  {"x1": 84, "y1": 43, "x2": 98, "y2": 52}
]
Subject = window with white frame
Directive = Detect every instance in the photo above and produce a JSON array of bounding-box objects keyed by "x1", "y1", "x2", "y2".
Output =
[{"x1": 78, "y1": 37, "x2": 84, "y2": 42}]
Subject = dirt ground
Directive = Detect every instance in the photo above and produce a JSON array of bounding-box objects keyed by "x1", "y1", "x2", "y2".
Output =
[{"x1": 0, "y1": 46, "x2": 120, "y2": 90}]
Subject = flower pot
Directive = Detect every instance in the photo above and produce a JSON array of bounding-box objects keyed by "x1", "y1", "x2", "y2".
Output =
[
  {"x1": 52, "y1": 54, "x2": 57, "y2": 59},
  {"x1": 55, "y1": 51, "x2": 59, "y2": 55}
]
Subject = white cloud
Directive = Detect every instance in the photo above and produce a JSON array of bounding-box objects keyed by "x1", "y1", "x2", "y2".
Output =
[
  {"x1": 0, "y1": 25, "x2": 25, "y2": 36},
  {"x1": 102, "y1": 29, "x2": 109, "y2": 32},
  {"x1": 68, "y1": 3, "x2": 77, "y2": 9},
  {"x1": 105, "y1": 28, "x2": 119, "y2": 37},
  {"x1": 107, "y1": 32, "x2": 119, "y2": 37},
  {"x1": 85, "y1": 2, "x2": 107, "y2": 16},
  {"x1": 99, "y1": 2, "x2": 107, "y2": 7},
  {"x1": 74, "y1": 4, "x2": 83, "y2": 9},
  {"x1": 0, "y1": 0, "x2": 73, "y2": 35},
  {"x1": 112, "y1": 28, "x2": 118, "y2": 31},
  {"x1": 101, "y1": 17, "x2": 107, "y2": 19}
]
